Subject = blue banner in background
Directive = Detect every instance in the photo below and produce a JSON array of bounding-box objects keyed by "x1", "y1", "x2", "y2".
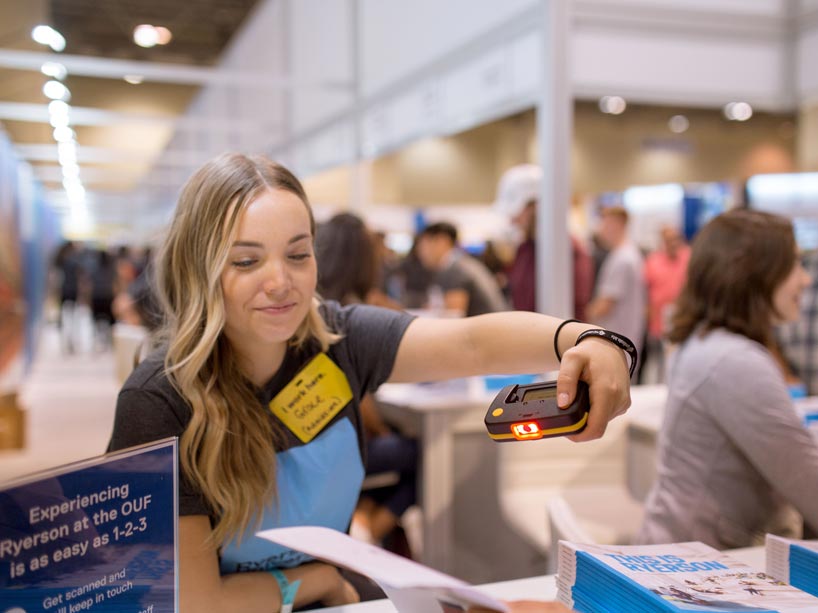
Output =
[{"x1": 0, "y1": 439, "x2": 177, "y2": 613}]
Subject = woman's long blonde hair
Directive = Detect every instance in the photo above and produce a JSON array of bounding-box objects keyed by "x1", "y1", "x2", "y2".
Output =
[{"x1": 155, "y1": 153, "x2": 339, "y2": 546}]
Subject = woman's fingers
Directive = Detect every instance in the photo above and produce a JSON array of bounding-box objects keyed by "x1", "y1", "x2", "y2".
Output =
[{"x1": 559, "y1": 338, "x2": 631, "y2": 442}]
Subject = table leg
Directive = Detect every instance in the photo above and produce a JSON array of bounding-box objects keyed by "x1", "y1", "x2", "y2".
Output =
[{"x1": 420, "y1": 410, "x2": 453, "y2": 573}]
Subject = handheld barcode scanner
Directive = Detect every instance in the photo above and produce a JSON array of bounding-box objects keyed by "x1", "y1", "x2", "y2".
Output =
[{"x1": 485, "y1": 380, "x2": 590, "y2": 442}]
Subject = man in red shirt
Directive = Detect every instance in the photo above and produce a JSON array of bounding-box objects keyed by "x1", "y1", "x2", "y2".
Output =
[
  {"x1": 493, "y1": 164, "x2": 594, "y2": 319},
  {"x1": 643, "y1": 226, "x2": 690, "y2": 379}
]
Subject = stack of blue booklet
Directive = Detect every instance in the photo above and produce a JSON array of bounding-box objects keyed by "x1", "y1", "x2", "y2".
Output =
[
  {"x1": 557, "y1": 540, "x2": 818, "y2": 613},
  {"x1": 766, "y1": 534, "x2": 818, "y2": 599}
]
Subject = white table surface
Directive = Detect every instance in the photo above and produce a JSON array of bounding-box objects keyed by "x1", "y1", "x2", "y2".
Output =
[
  {"x1": 315, "y1": 547, "x2": 766, "y2": 612},
  {"x1": 726, "y1": 545, "x2": 768, "y2": 570},
  {"x1": 317, "y1": 575, "x2": 556, "y2": 613}
]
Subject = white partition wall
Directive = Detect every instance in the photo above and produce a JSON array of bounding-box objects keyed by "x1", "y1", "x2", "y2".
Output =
[
  {"x1": 281, "y1": 0, "x2": 546, "y2": 170},
  {"x1": 797, "y1": 0, "x2": 818, "y2": 169},
  {"x1": 262, "y1": 0, "x2": 812, "y2": 171},
  {"x1": 537, "y1": 0, "x2": 573, "y2": 316},
  {"x1": 359, "y1": 0, "x2": 538, "y2": 98},
  {"x1": 145, "y1": 0, "x2": 293, "y2": 211},
  {"x1": 146, "y1": 0, "x2": 818, "y2": 299},
  {"x1": 175, "y1": 0, "x2": 291, "y2": 151},
  {"x1": 159, "y1": 0, "x2": 818, "y2": 180},
  {"x1": 290, "y1": 0, "x2": 355, "y2": 133},
  {"x1": 572, "y1": 30, "x2": 789, "y2": 110},
  {"x1": 800, "y1": 106, "x2": 818, "y2": 171},
  {"x1": 799, "y1": 27, "x2": 818, "y2": 105}
]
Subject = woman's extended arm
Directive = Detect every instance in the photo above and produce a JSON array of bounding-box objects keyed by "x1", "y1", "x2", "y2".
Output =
[
  {"x1": 388, "y1": 314, "x2": 630, "y2": 441},
  {"x1": 178, "y1": 516, "x2": 359, "y2": 613}
]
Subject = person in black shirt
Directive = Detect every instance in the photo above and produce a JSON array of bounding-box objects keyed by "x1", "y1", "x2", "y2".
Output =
[{"x1": 108, "y1": 153, "x2": 632, "y2": 613}]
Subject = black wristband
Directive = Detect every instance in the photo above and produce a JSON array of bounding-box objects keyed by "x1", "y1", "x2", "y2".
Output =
[
  {"x1": 553, "y1": 319, "x2": 580, "y2": 362},
  {"x1": 575, "y1": 329, "x2": 639, "y2": 378}
]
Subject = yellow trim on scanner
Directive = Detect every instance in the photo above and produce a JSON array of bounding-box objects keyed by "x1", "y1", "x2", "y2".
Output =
[{"x1": 487, "y1": 411, "x2": 589, "y2": 440}]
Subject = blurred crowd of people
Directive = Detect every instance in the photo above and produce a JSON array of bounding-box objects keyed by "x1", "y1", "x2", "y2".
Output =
[
  {"x1": 48, "y1": 163, "x2": 818, "y2": 568},
  {"x1": 40, "y1": 154, "x2": 818, "y2": 613},
  {"x1": 47, "y1": 172, "x2": 698, "y2": 387},
  {"x1": 51, "y1": 242, "x2": 157, "y2": 353},
  {"x1": 45, "y1": 169, "x2": 700, "y2": 563}
]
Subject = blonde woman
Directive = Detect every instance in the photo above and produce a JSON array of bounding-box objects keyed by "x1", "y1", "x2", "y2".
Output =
[{"x1": 107, "y1": 153, "x2": 632, "y2": 613}]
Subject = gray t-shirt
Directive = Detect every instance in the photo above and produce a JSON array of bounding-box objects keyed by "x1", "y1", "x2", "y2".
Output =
[
  {"x1": 107, "y1": 301, "x2": 414, "y2": 572},
  {"x1": 594, "y1": 241, "x2": 645, "y2": 349},
  {"x1": 108, "y1": 301, "x2": 413, "y2": 515},
  {"x1": 636, "y1": 328, "x2": 818, "y2": 549},
  {"x1": 437, "y1": 250, "x2": 508, "y2": 317}
]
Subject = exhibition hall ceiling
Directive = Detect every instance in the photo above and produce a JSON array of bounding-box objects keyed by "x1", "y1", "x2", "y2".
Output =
[
  {"x1": 0, "y1": 0, "x2": 259, "y2": 222},
  {"x1": 0, "y1": 0, "x2": 815, "y2": 238}
]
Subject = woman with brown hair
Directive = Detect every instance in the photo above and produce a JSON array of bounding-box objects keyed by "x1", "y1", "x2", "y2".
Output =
[
  {"x1": 107, "y1": 153, "x2": 632, "y2": 612},
  {"x1": 637, "y1": 209, "x2": 818, "y2": 549},
  {"x1": 315, "y1": 212, "x2": 417, "y2": 551}
]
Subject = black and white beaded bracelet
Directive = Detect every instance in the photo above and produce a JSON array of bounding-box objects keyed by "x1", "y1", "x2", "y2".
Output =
[
  {"x1": 554, "y1": 319, "x2": 638, "y2": 379},
  {"x1": 574, "y1": 328, "x2": 638, "y2": 378}
]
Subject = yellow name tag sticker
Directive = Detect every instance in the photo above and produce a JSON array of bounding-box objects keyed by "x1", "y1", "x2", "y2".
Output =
[{"x1": 268, "y1": 353, "x2": 354, "y2": 443}]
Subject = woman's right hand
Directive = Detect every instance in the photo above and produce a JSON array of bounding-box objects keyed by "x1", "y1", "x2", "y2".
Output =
[{"x1": 557, "y1": 334, "x2": 631, "y2": 442}]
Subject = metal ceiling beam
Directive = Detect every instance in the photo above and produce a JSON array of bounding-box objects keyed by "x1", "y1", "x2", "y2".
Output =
[
  {"x1": 44, "y1": 188, "x2": 171, "y2": 208},
  {"x1": 32, "y1": 164, "x2": 187, "y2": 183},
  {"x1": 0, "y1": 48, "x2": 352, "y2": 91},
  {"x1": 15, "y1": 143, "x2": 212, "y2": 166},
  {"x1": 0, "y1": 101, "x2": 283, "y2": 133},
  {"x1": 18, "y1": 143, "x2": 148, "y2": 163}
]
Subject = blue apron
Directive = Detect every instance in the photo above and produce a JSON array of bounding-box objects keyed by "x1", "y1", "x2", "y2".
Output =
[{"x1": 220, "y1": 417, "x2": 364, "y2": 573}]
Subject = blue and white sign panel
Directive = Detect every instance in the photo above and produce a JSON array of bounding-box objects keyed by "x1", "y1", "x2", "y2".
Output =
[{"x1": 0, "y1": 439, "x2": 177, "y2": 613}]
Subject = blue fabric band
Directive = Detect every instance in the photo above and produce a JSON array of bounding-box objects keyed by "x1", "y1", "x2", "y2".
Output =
[{"x1": 269, "y1": 568, "x2": 301, "y2": 613}]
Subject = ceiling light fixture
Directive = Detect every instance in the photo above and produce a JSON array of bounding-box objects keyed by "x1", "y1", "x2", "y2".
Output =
[
  {"x1": 63, "y1": 207, "x2": 94, "y2": 240},
  {"x1": 155, "y1": 27, "x2": 172, "y2": 45},
  {"x1": 43, "y1": 80, "x2": 70, "y2": 102},
  {"x1": 53, "y1": 126, "x2": 75, "y2": 143},
  {"x1": 61, "y1": 163, "x2": 80, "y2": 178},
  {"x1": 49, "y1": 113, "x2": 70, "y2": 128},
  {"x1": 133, "y1": 24, "x2": 159, "y2": 48},
  {"x1": 599, "y1": 96, "x2": 627, "y2": 115},
  {"x1": 668, "y1": 115, "x2": 689, "y2": 134},
  {"x1": 41, "y1": 62, "x2": 68, "y2": 80},
  {"x1": 723, "y1": 102, "x2": 753, "y2": 122},
  {"x1": 31, "y1": 25, "x2": 66, "y2": 52},
  {"x1": 65, "y1": 184, "x2": 86, "y2": 205},
  {"x1": 123, "y1": 75, "x2": 145, "y2": 85},
  {"x1": 133, "y1": 24, "x2": 173, "y2": 48},
  {"x1": 58, "y1": 142, "x2": 77, "y2": 165},
  {"x1": 48, "y1": 100, "x2": 70, "y2": 116},
  {"x1": 62, "y1": 175, "x2": 81, "y2": 188}
]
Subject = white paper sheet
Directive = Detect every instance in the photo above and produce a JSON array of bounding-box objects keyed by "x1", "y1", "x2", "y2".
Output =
[{"x1": 257, "y1": 525, "x2": 509, "y2": 613}]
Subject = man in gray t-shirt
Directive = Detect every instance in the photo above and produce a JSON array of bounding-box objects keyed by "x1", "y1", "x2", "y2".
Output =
[
  {"x1": 416, "y1": 222, "x2": 508, "y2": 317},
  {"x1": 587, "y1": 207, "x2": 646, "y2": 354}
]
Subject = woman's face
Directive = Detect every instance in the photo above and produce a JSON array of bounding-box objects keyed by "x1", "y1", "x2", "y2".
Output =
[
  {"x1": 772, "y1": 255, "x2": 811, "y2": 324},
  {"x1": 220, "y1": 188, "x2": 316, "y2": 352}
]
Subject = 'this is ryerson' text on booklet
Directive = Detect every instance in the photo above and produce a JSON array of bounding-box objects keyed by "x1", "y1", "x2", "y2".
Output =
[{"x1": 557, "y1": 540, "x2": 818, "y2": 613}]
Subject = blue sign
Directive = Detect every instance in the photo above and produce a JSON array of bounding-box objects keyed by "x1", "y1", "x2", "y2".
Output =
[{"x1": 0, "y1": 439, "x2": 177, "y2": 613}]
